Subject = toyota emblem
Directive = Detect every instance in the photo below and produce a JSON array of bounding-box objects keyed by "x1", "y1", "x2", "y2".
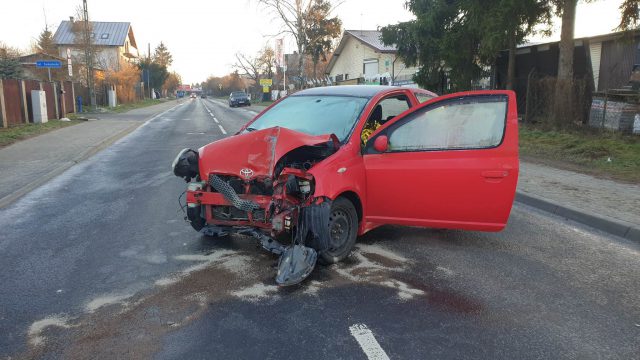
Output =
[{"x1": 240, "y1": 168, "x2": 254, "y2": 179}]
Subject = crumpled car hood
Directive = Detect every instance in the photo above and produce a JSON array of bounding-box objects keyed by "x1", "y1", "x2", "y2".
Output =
[{"x1": 198, "y1": 127, "x2": 337, "y2": 179}]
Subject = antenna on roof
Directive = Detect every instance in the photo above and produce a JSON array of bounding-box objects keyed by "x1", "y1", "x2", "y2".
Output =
[{"x1": 43, "y1": 5, "x2": 49, "y2": 30}]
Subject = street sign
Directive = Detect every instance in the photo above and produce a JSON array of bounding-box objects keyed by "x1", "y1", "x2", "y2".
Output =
[
  {"x1": 36, "y1": 60, "x2": 62, "y2": 68},
  {"x1": 263, "y1": 85, "x2": 270, "y2": 93},
  {"x1": 259, "y1": 79, "x2": 273, "y2": 86},
  {"x1": 67, "y1": 48, "x2": 73, "y2": 77}
]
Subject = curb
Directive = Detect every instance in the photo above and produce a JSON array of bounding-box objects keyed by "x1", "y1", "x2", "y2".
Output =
[
  {"x1": 0, "y1": 122, "x2": 141, "y2": 209},
  {"x1": 515, "y1": 192, "x2": 640, "y2": 243}
]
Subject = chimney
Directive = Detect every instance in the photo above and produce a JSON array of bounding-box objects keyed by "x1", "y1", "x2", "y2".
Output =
[{"x1": 69, "y1": 16, "x2": 74, "y2": 23}]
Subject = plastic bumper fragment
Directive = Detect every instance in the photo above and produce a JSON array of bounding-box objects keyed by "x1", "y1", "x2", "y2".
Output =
[{"x1": 275, "y1": 245, "x2": 317, "y2": 286}]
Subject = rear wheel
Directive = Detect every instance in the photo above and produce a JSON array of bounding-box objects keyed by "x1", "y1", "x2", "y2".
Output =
[{"x1": 319, "y1": 197, "x2": 358, "y2": 264}]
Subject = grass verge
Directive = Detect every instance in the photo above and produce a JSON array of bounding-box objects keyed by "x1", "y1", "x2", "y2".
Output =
[
  {"x1": 519, "y1": 125, "x2": 640, "y2": 183},
  {"x1": 0, "y1": 120, "x2": 82, "y2": 148},
  {"x1": 108, "y1": 99, "x2": 164, "y2": 113}
]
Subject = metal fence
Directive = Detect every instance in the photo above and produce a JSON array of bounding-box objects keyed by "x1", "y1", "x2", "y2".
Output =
[{"x1": 0, "y1": 79, "x2": 77, "y2": 128}]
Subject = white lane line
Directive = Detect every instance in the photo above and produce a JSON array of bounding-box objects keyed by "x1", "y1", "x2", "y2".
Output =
[
  {"x1": 218, "y1": 124, "x2": 227, "y2": 135},
  {"x1": 213, "y1": 117, "x2": 219, "y2": 124},
  {"x1": 349, "y1": 324, "x2": 390, "y2": 360}
]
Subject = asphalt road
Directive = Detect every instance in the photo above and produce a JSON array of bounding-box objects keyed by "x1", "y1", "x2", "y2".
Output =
[{"x1": 0, "y1": 98, "x2": 638, "y2": 359}]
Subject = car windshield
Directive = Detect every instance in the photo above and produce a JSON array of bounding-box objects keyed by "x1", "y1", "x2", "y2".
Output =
[
  {"x1": 231, "y1": 92, "x2": 246, "y2": 97},
  {"x1": 246, "y1": 95, "x2": 368, "y2": 141}
]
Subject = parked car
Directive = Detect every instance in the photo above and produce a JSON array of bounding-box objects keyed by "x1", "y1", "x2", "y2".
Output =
[
  {"x1": 201, "y1": 94, "x2": 207, "y2": 99},
  {"x1": 173, "y1": 85, "x2": 519, "y2": 286},
  {"x1": 229, "y1": 91, "x2": 250, "y2": 107}
]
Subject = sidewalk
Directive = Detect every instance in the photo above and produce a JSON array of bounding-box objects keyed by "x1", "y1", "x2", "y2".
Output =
[
  {"x1": 517, "y1": 161, "x2": 640, "y2": 242},
  {"x1": 0, "y1": 100, "x2": 179, "y2": 208}
]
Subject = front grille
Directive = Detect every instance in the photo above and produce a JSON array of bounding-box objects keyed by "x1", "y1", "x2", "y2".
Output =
[
  {"x1": 212, "y1": 206, "x2": 266, "y2": 222},
  {"x1": 208, "y1": 174, "x2": 273, "y2": 195}
]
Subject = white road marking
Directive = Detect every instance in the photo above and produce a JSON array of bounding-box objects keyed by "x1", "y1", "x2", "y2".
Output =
[
  {"x1": 213, "y1": 117, "x2": 219, "y2": 124},
  {"x1": 349, "y1": 324, "x2": 390, "y2": 360},
  {"x1": 218, "y1": 124, "x2": 227, "y2": 135}
]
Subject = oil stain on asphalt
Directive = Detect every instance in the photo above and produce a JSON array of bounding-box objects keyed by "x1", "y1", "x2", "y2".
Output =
[{"x1": 18, "y1": 234, "x2": 477, "y2": 359}]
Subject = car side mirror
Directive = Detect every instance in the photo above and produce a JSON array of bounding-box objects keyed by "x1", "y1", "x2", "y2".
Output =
[{"x1": 373, "y1": 135, "x2": 389, "y2": 153}]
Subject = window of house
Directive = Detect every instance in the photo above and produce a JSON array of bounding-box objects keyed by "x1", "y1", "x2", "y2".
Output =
[
  {"x1": 386, "y1": 96, "x2": 507, "y2": 152},
  {"x1": 363, "y1": 59, "x2": 378, "y2": 80},
  {"x1": 101, "y1": 33, "x2": 109, "y2": 39},
  {"x1": 90, "y1": 32, "x2": 95, "y2": 38}
]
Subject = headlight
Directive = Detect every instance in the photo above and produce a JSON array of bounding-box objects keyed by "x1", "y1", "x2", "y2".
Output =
[
  {"x1": 172, "y1": 148, "x2": 199, "y2": 182},
  {"x1": 284, "y1": 175, "x2": 314, "y2": 197}
]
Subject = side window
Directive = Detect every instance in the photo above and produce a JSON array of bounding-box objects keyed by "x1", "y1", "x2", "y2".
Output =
[
  {"x1": 414, "y1": 92, "x2": 435, "y2": 103},
  {"x1": 361, "y1": 95, "x2": 411, "y2": 144},
  {"x1": 378, "y1": 96, "x2": 411, "y2": 122},
  {"x1": 385, "y1": 96, "x2": 507, "y2": 152}
]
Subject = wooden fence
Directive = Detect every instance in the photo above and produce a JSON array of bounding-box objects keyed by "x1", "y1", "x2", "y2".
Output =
[{"x1": 0, "y1": 79, "x2": 77, "y2": 128}]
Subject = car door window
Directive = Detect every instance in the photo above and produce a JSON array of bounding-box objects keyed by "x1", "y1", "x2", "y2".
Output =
[
  {"x1": 379, "y1": 96, "x2": 411, "y2": 122},
  {"x1": 361, "y1": 95, "x2": 411, "y2": 144},
  {"x1": 382, "y1": 95, "x2": 507, "y2": 152}
]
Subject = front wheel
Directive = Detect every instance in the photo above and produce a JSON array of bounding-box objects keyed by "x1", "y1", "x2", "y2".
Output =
[{"x1": 319, "y1": 197, "x2": 358, "y2": 264}]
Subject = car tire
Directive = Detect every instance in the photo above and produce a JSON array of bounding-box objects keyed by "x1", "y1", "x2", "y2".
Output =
[{"x1": 319, "y1": 197, "x2": 358, "y2": 264}]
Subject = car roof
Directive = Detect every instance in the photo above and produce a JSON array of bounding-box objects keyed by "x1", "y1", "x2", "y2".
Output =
[{"x1": 292, "y1": 85, "x2": 402, "y2": 99}]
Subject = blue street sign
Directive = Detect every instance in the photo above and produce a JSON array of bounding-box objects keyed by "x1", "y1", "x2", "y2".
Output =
[{"x1": 36, "y1": 60, "x2": 62, "y2": 68}]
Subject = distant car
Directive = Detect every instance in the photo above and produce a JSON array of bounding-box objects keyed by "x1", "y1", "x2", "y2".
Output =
[
  {"x1": 201, "y1": 94, "x2": 207, "y2": 99},
  {"x1": 229, "y1": 91, "x2": 250, "y2": 107},
  {"x1": 190, "y1": 93, "x2": 196, "y2": 99}
]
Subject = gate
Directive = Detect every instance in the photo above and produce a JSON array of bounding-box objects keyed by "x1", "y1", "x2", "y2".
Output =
[
  {"x1": 63, "y1": 81, "x2": 74, "y2": 114},
  {"x1": 2, "y1": 79, "x2": 24, "y2": 125}
]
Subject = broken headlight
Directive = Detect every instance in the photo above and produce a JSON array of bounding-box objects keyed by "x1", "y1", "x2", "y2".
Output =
[
  {"x1": 285, "y1": 175, "x2": 313, "y2": 197},
  {"x1": 172, "y1": 148, "x2": 199, "y2": 182}
]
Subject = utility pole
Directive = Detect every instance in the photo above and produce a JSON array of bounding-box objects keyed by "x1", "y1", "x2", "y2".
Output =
[
  {"x1": 83, "y1": 0, "x2": 96, "y2": 107},
  {"x1": 147, "y1": 43, "x2": 152, "y2": 99}
]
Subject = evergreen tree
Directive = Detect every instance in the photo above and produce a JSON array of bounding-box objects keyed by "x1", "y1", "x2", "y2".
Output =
[
  {"x1": 380, "y1": 0, "x2": 551, "y2": 92},
  {"x1": 153, "y1": 42, "x2": 173, "y2": 68},
  {"x1": 37, "y1": 26, "x2": 57, "y2": 55},
  {"x1": 0, "y1": 45, "x2": 23, "y2": 79}
]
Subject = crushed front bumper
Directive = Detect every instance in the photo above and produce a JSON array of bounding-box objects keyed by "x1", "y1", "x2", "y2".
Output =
[{"x1": 184, "y1": 173, "x2": 329, "y2": 286}]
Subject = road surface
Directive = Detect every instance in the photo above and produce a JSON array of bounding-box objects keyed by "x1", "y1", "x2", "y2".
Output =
[{"x1": 0, "y1": 98, "x2": 638, "y2": 359}]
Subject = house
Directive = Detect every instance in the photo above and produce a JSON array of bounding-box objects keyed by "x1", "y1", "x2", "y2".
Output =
[
  {"x1": 52, "y1": 18, "x2": 140, "y2": 71},
  {"x1": 495, "y1": 31, "x2": 640, "y2": 95},
  {"x1": 325, "y1": 30, "x2": 419, "y2": 86},
  {"x1": 494, "y1": 30, "x2": 640, "y2": 132}
]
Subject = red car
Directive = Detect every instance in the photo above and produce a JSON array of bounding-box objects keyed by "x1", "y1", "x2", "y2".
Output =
[{"x1": 173, "y1": 86, "x2": 519, "y2": 285}]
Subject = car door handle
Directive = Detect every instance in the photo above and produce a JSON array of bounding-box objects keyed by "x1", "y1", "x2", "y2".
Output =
[{"x1": 482, "y1": 170, "x2": 509, "y2": 179}]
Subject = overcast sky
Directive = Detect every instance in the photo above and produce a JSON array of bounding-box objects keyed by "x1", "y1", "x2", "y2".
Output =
[{"x1": 1, "y1": 0, "x2": 624, "y2": 84}]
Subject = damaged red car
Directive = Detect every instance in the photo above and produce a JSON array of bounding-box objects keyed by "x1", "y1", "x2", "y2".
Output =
[{"x1": 173, "y1": 86, "x2": 519, "y2": 286}]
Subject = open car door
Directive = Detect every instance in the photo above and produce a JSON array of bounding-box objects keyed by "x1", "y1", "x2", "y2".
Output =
[{"x1": 362, "y1": 91, "x2": 519, "y2": 232}]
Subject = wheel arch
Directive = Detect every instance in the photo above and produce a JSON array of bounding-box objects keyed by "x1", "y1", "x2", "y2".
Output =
[{"x1": 336, "y1": 191, "x2": 363, "y2": 224}]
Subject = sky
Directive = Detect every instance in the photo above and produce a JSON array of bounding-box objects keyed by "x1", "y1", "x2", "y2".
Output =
[{"x1": 0, "y1": 0, "x2": 625, "y2": 84}]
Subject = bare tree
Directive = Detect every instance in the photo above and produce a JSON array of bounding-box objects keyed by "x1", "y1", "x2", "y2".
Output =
[
  {"x1": 257, "y1": 0, "x2": 341, "y2": 87},
  {"x1": 233, "y1": 52, "x2": 262, "y2": 98}
]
